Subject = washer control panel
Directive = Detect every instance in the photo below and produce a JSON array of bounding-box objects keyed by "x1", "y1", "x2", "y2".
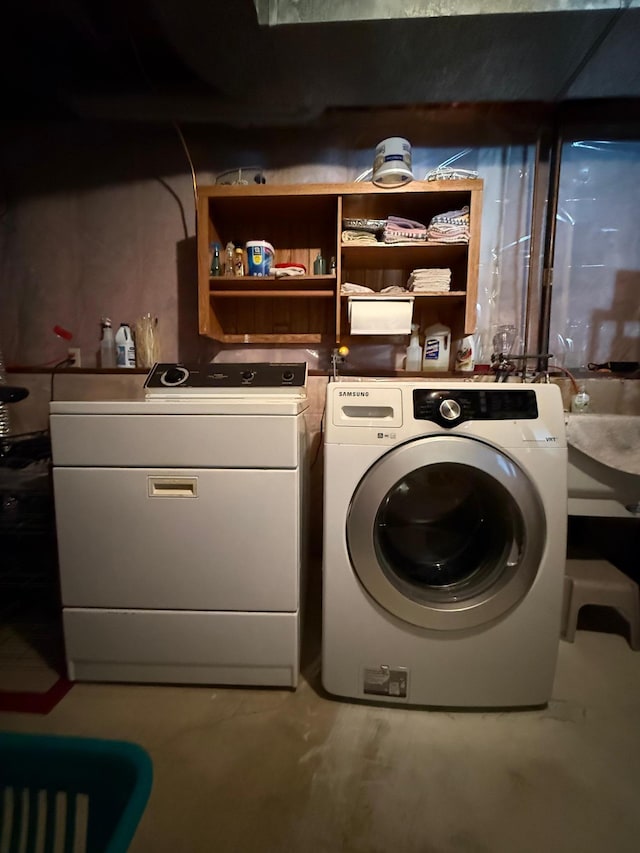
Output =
[
  {"x1": 413, "y1": 388, "x2": 538, "y2": 428},
  {"x1": 144, "y1": 362, "x2": 307, "y2": 394}
]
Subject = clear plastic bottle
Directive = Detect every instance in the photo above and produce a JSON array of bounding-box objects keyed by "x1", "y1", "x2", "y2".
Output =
[
  {"x1": 225, "y1": 242, "x2": 235, "y2": 276},
  {"x1": 100, "y1": 318, "x2": 116, "y2": 368},
  {"x1": 210, "y1": 243, "x2": 221, "y2": 276},
  {"x1": 570, "y1": 384, "x2": 590, "y2": 413},
  {"x1": 405, "y1": 324, "x2": 422, "y2": 372}
]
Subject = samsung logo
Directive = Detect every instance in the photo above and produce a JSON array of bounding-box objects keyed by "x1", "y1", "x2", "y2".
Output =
[{"x1": 338, "y1": 391, "x2": 370, "y2": 397}]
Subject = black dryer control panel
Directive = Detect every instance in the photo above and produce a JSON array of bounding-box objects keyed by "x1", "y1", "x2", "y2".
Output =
[
  {"x1": 144, "y1": 362, "x2": 307, "y2": 390},
  {"x1": 413, "y1": 388, "x2": 538, "y2": 428}
]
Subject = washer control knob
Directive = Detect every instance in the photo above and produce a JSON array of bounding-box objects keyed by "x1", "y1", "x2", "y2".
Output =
[
  {"x1": 161, "y1": 366, "x2": 189, "y2": 386},
  {"x1": 439, "y1": 398, "x2": 461, "y2": 421},
  {"x1": 241, "y1": 370, "x2": 255, "y2": 382},
  {"x1": 282, "y1": 370, "x2": 294, "y2": 382}
]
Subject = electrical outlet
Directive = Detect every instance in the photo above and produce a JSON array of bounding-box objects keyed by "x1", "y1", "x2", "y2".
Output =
[{"x1": 68, "y1": 347, "x2": 81, "y2": 367}]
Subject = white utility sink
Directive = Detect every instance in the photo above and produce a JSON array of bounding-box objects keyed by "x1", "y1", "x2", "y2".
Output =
[{"x1": 565, "y1": 413, "x2": 640, "y2": 517}]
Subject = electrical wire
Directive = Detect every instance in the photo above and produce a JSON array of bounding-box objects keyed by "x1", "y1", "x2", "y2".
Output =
[
  {"x1": 171, "y1": 121, "x2": 198, "y2": 214},
  {"x1": 310, "y1": 398, "x2": 326, "y2": 470},
  {"x1": 156, "y1": 177, "x2": 188, "y2": 241},
  {"x1": 555, "y1": 2, "x2": 632, "y2": 100},
  {"x1": 50, "y1": 357, "x2": 74, "y2": 403},
  {"x1": 125, "y1": 27, "x2": 198, "y2": 217}
]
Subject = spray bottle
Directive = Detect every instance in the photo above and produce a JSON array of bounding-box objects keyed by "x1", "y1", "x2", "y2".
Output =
[{"x1": 100, "y1": 318, "x2": 116, "y2": 368}]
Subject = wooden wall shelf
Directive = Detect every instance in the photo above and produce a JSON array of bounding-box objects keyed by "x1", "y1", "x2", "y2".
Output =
[{"x1": 197, "y1": 181, "x2": 483, "y2": 344}]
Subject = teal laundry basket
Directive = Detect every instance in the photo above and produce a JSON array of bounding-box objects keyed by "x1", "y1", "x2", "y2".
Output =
[{"x1": 0, "y1": 732, "x2": 153, "y2": 852}]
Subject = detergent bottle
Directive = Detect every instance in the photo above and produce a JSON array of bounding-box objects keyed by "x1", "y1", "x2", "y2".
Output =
[
  {"x1": 422, "y1": 322, "x2": 451, "y2": 372},
  {"x1": 115, "y1": 323, "x2": 136, "y2": 368}
]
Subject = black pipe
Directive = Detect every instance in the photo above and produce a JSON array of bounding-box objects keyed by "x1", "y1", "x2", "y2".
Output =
[{"x1": 537, "y1": 117, "x2": 563, "y2": 375}]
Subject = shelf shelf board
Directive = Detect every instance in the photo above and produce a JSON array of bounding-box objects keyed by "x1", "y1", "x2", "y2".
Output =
[
  {"x1": 211, "y1": 290, "x2": 334, "y2": 298},
  {"x1": 341, "y1": 291, "x2": 466, "y2": 299},
  {"x1": 219, "y1": 333, "x2": 324, "y2": 344},
  {"x1": 209, "y1": 275, "x2": 336, "y2": 299},
  {"x1": 340, "y1": 242, "x2": 468, "y2": 249},
  {"x1": 209, "y1": 275, "x2": 335, "y2": 283}
]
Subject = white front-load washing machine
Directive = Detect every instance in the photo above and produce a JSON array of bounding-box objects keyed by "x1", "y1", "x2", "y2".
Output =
[{"x1": 322, "y1": 380, "x2": 567, "y2": 708}]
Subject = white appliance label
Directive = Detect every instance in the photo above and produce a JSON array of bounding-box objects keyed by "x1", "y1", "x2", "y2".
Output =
[{"x1": 363, "y1": 665, "x2": 408, "y2": 698}]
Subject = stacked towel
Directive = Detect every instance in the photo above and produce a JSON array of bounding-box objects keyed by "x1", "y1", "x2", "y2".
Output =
[
  {"x1": 383, "y1": 215, "x2": 427, "y2": 243},
  {"x1": 342, "y1": 230, "x2": 379, "y2": 244},
  {"x1": 426, "y1": 206, "x2": 470, "y2": 243},
  {"x1": 407, "y1": 268, "x2": 451, "y2": 293}
]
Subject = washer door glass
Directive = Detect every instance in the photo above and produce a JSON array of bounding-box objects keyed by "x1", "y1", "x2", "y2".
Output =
[{"x1": 347, "y1": 436, "x2": 546, "y2": 630}]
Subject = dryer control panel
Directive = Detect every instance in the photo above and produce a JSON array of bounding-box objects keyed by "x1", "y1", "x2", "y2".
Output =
[
  {"x1": 144, "y1": 362, "x2": 307, "y2": 396},
  {"x1": 413, "y1": 388, "x2": 538, "y2": 429}
]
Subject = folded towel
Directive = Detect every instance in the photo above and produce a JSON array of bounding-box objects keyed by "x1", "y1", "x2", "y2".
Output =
[
  {"x1": 380, "y1": 285, "x2": 409, "y2": 294},
  {"x1": 342, "y1": 230, "x2": 380, "y2": 244},
  {"x1": 426, "y1": 206, "x2": 470, "y2": 243},
  {"x1": 383, "y1": 214, "x2": 428, "y2": 244},
  {"x1": 342, "y1": 218, "x2": 387, "y2": 234},
  {"x1": 387, "y1": 215, "x2": 427, "y2": 230},
  {"x1": 411, "y1": 282, "x2": 450, "y2": 293},
  {"x1": 341, "y1": 282, "x2": 375, "y2": 294},
  {"x1": 383, "y1": 231, "x2": 428, "y2": 243},
  {"x1": 274, "y1": 263, "x2": 306, "y2": 277},
  {"x1": 407, "y1": 267, "x2": 452, "y2": 292},
  {"x1": 429, "y1": 206, "x2": 470, "y2": 227}
]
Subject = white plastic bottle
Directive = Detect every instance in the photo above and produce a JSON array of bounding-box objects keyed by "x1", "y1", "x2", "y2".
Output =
[
  {"x1": 115, "y1": 323, "x2": 136, "y2": 368},
  {"x1": 100, "y1": 318, "x2": 116, "y2": 368},
  {"x1": 405, "y1": 324, "x2": 422, "y2": 372},
  {"x1": 422, "y1": 322, "x2": 451, "y2": 372}
]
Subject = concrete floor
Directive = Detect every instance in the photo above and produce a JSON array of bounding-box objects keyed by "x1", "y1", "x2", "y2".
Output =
[{"x1": 2, "y1": 591, "x2": 640, "y2": 853}]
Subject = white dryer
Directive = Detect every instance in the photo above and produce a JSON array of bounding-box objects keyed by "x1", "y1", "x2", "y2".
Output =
[
  {"x1": 322, "y1": 380, "x2": 567, "y2": 708},
  {"x1": 50, "y1": 363, "x2": 308, "y2": 688}
]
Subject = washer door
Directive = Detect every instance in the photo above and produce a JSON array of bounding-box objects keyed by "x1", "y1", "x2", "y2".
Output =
[{"x1": 347, "y1": 436, "x2": 546, "y2": 631}]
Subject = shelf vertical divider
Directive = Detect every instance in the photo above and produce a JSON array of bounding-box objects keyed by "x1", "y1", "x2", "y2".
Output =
[
  {"x1": 197, "y1": 190, "x2": 212, "y2": 338},
  {"x1": 336, "y1": 194, "x2": 343, "y2": 343},
  {"x1": 465, "y1": 183, "x2": 483, "y2": 335}
]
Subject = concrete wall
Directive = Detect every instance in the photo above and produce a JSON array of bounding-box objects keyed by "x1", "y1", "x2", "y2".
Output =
[{"x1": 0, "y1": 119, "x2": 534, "y2": 372}]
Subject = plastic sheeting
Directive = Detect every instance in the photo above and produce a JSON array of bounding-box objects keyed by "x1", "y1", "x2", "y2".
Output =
[
  {"x1": 2, "y1": 124, "x2": 636, "y2": 374},
  {"x1": 550, "y1": 140, "x2": 640, "y2": 369}
]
